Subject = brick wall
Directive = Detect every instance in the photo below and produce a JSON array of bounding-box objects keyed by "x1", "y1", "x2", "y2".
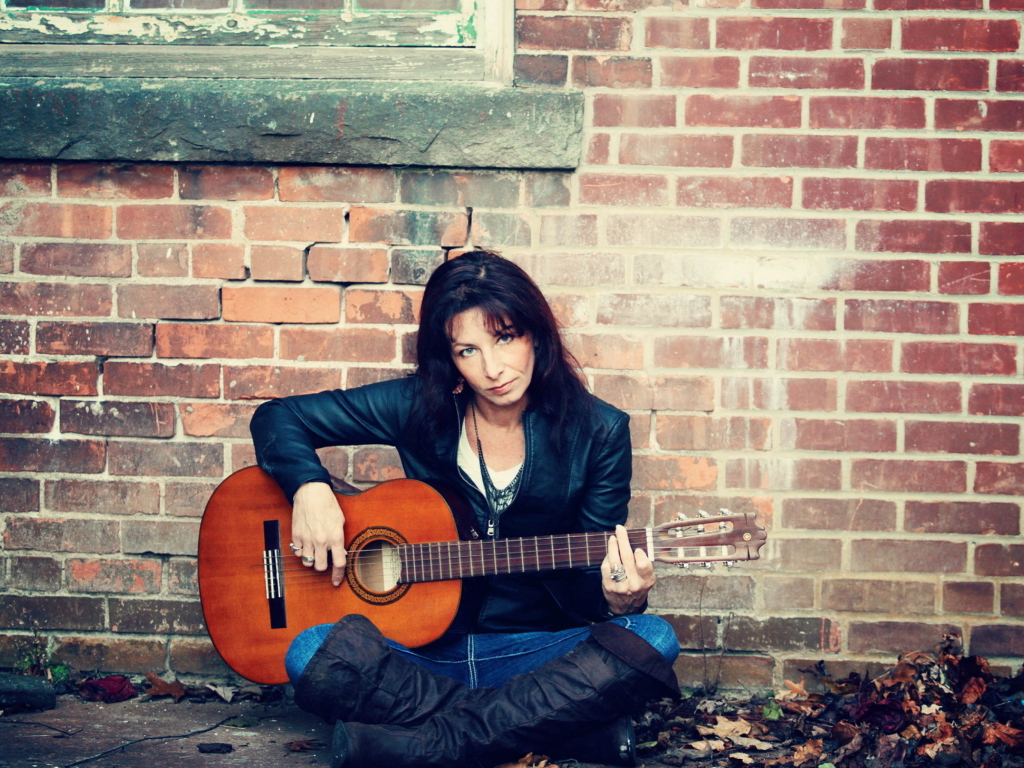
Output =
[{"x1": 2, "y1": 0, "x2": 1023, "y2": 688}]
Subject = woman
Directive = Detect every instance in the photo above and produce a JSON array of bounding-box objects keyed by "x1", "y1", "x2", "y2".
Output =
[{"x1": 250, "y1": 251, "x2": 680, "y2": 768}]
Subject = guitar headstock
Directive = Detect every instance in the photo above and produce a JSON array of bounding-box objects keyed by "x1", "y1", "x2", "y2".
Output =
[{"x1": 650, "y1": 511, "x2": 766, "y2": 567}]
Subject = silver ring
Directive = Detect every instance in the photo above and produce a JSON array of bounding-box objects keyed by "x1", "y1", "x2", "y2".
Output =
[
  {"x1": 302, "y1": 555, "x2": 315, "y2": 565},
  {"x1": 610, "y1": 565, "x2": 627, "y2": 583},
  {"x1": 290, "y1": 543, "x2": 302, "y2": 553}
]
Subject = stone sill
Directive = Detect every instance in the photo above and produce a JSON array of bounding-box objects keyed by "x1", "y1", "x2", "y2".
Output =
[{"x1": 0, "y1": 78, "x2": 583, "y2": 170}]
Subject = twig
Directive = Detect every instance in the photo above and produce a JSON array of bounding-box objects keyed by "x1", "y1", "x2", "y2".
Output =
[
  {"x1": 63, "y1": 715, "x2": 237, "y2": 768},
  {"x1": 0, "y1": 719, "x2": 82, "y2": 736}
]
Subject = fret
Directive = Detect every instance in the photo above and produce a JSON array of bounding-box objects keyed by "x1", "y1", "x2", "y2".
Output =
[
  {"x1": 519, "y1": 538, "x2": 525, "y2": 573},
  {"x1": 445, "y1": 541, "x2": 452, "y2": 580},
  {"x1": 533, "y1": 537, "x2": 539, "y2": 573},
  {"x1": 549, "y1": 536, "x2": 555, "y2": 570},
  {"x1": 429, "y1": 543, "x2": 436, "y2": 583},
  {"x1": 503, "y1": 538, "x2": 510, "y2": 574},
  {"x1": 567, "y1": 534, "x2": 572, "y2": 568},
  {"x1": 493, "y1": 539, "x2": 498, "y2": 575}
]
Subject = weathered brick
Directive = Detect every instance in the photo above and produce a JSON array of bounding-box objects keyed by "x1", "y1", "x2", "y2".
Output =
[
  {"x1": 578, "y1": 174, "x2": 670, "y2": 207},
  {"x1": 853, "y1": 459, "x2": 966, "y2": 494},
  {"x1": 352, "y1": 446, "x2": 405, "y2": 482},
  {"x1": 991, "y1": 142, "x2": 1024, "y2": 177},
  {"x1": 997, "y1": 61, "x2": 1024, "y2": 94},
  {"x1": 250, "y1": 244, "x2": 304, "y2": 282},
  {"x1": 137, "y1": 242, "x2": 189, "y2": 277},
  {"x1": 865, "y1": 137, "x2": 981, "y2": 172},
  {"x1": 53, "y1": 637, "x2": 167, "y2": 674},
  {"x1": 192, "y1": 243, "x2": 246, "y2": 280},
  {"x1": 661, "y1": 57, "x2": 741, "y2": 89},
  {"x1": 634, "y1": 253, "x2": 750, "y2": 289},
  {"x1": 943, "y1": 582, "x2": 995, "y2": 614},
  {"x1": 877, "y1": 0, "x2": 981, "y2": 7},
  {"x1": 1004, "y1": 584, "x2": 1024, "y2": 617},
  {"x1": 724, "y1": 297, "x2": 835, "y2": 331},
  {"x1": 732, "y1": 217, "x2": 846, "y2": 250},
  {"x1": 524, "y1": 173, "x2": 570, "y2": 208},
  {"x1": 117, "y1": 204, "x2": 232, "y2": 239},
  {"x1": 167, "y1": 558, "x2": 198, "y2": 595},
  {"x1": 907, "y1": 421, "x2": 1019, "y2": 456},
  {"x1": 968, "y1": 303, "x2": 1024, "y2": 336},
  {"x1": 674, "y1": 654, "x2": 774, "y2": 692},
  {"x1": 4, "y1": 517, "x2": 118, "y2": 553},
  {"x1": 513, "y1": 54, "x2": 568, "y2": 87},
  {"x1": 935, "y1": 98, "x2": 1024, "y2": 131},
  {"x1": 633, "y1": 455, "x2": 717, "y2": 491},
  {"x1": 345, "y1": 367, "x2": 409, "y2": 389},
  {"x1": 20, "y1": 243, "x2": 132, "y2": 277},
  {"x1": 722, "y1": 377, "x2": 838, "y2": 412},
  {"x1": 782, "y1": 498, "x2": 896, "y2": 531},
  {"x1": 564, "y1": 333, "x2": 645, "y2": 370},
  {"x1": 750, "y1": 57, "x2": 864, "y2": 89},
  {"x1": 726, "y1": 458, "x2": 841, "y2": 492},
  {"x1": 655, "y1": 336, "x2": 768, "y2": 369},
  {"x1": 742, "y1": 135, "x2": 857, "y2": 169},
  {"x1": 606, "y1": 215, "x2": 719, "y2": 247},
  {"x1": 305, "y1": 245, "x2": 388, "y2": 284},
  {"x1": 845, "y1": 300, "x2": 958, "y2": 334},
  {"x1": 0, "y1": 361, "x2": 98, "y2": 397},
  {"x1": 645, "y1": 16, "x2": 709, "y2": 49},
  {"x1": 782, "y1": 418, "x2": 896, "y2": 452},
  {"x1": 108, "y1": 598, "x2": 206, "y2": 635},
  {"x1": 36, "y1": 322, "x2": 154, "y2": 357},
  {"x1": 717, "y1": 17, "x2": 831, "y2": 50},
  {"x1": 676, "y1": 176, "x2": 793, "y2": 209},
  {"x1": 166, "y1": 481, "x2": 219, "y2": 518},
  {"x1": 939, "y1": 261, "x2": 990, "y2": 294},
  {"x1": 57, "y1": 163, "x2": 174, "y2": 199},
  {"x1": 976, "y1": 544, "x2": 1024, "y2": 577},
  {"x1": 872, "y1": 58, "x2": 988, "y2": 91},
  {"x1": 848, "y1": 621, "x2": 961, "y2": 654},
  {"x1": 825, "y1": 259, "x2": 931, "y2": 292},
  {"x1": 232, "y1": 443, "x2": 258, "y2": 472},
  {"x1": 400, "y1": 170, "x2": 520, "y2": 208},
  {"x1": 471, "y1": 212, "x2": 533, "y2": 248},
  {"x1": 224, "y1": 365, "x2": 342, "y2": 399},
  {"x1": 902, "y1": 18, "x2": 1019, "y2": 52},
  {"x1": 0, "y1": 202, "x2": 111, "y2": 239},
  {"x1": 842, "y1": 17, "x2": 891, "y2": 49},
  {"x1": 686, "y1": 95, "x2": 801, "y2": 128},
  {"x1": 0, "y1": 596, "x2": 105, "y2": 631},
  {"x1": 60, "y1": 399, "x2": 175, "y2": 438},
  {"x1": 777, "y1": 538, "x2": 844, "y2": 571},
  {"x1": 970, "y1": 384, "x2": 1024, "y2": 416},
  {"x1": 516, "y1": 14, "x2": 631, "y2": 50},
  {"x1": 0, "y1": 162, "x2": 51, "y2": 196},
  {"x1": 823, "y1": 579, "x2": 935, "y2": 614},
  {"x1": 0, "y1": 477, "x2": 39, "y2": 513},
  {"x1": 109, "y1": 442, "x2": 222, "y2": 478},
  {"x1": 0, "y1": 398, "x2": 54, "y2": 433},
  {"x1": 810, "y1": 96, "x2": 926, "y2": 129},
  {"x1": 0, "y1": 437, "x2": 105, "y2": 473},
  {"x1": 592, "y1": 374, "x2": 714, "y2": 412},
  {"x1": 652, "y1": 573, "x2": 755, "y2": 611},
  {"x1": 349, "y1": 208, "x2": 468, "y2": 247},
  {"x1": 67, "y1": 558, "x2": 162, "y2": 594},
  {"x1": 222, "y1": 285, "x2": 340, "y2": 324},
  {"x1": 243, "y1": 205, "x2": 342, "y2": 242},
  {"x1": 178, "y1": 403, "x2": 254, "y2": 439},
  {"x1": 597, "y1": 294, "x2": 710, "y2": 327},
  {"x1": 762, "y1": 576, "x2": 815, "y2": 611},
  {"x1": 970, "y1": 625, "x2": 1024, "y2": 657},
  {"x1": 906, "y1": 501, "x2": 1020, "y2": 535},
  {"x1": 975, "y1": 462, "x2": 1024, "y2": 495},
  {"x1": 804, "y1": 178, "x2": 916, "y2": 211},
  {"x1": 847, "y1": 381, "x2": 960, "y2": 414},
  {"x1": 538, "y1": 215, "x2": 598, "y2": 248},
  {"x1": 0, "y1": 320, "x2": 29, "y2": 355},
  {"x1": 117, "y1": 285, "x2": 220, "y2": 321},
  {"x1": 856, "y1": 219, "x2": 971, "y2": 253},
  {"x1": 619, "y1": 134, "x2": 733, "y2": 167},
  {"x1": 7, "y1": 556, "x2": 62, "y2": 591},
  {"x1": 728, "y1": 617, "x2": 841, "y2": 653},
  {"x1": 927, "y1": 180, "x2": 1024, "y2": 214},
  {"x1": 346, "y1": 289, "x2": 422, "y2": 325},
  {"x1": 0, "y1": 282, "x2": 112, "y2": 318},
  {"x1": 178, "y1": 165, "x2": 274, "y2": 200},
  {"x1": 902, "y1": 342, "x2": 1016, "y2": 375},
  {"x1": 46, "y1": 479, "x2": 161, "y2": 516},
  {"x1": 777, "y1": 338, "x2": 891, "y2": 372},
  {"x1": 657, "y1": 415, "x2": 771, "y2": 451},
  {"x1": 279, "y1": 327, "x2": 396, "y2": 363},
  {"x1": 121, "y1": 519, "x2": 201, "y2": 556},
  {"x1": 104, "y1": 362, "x2": 220, "y2": 398},
  {"x1": 852, "y1": 539, "x2": 966, "y2": 573},
  {"x1": 999, "y1": 263, "x2": 1024, "y2": 294},
  {"x1": 156, "y1": 323, "x2": 274, "y2": 359}
]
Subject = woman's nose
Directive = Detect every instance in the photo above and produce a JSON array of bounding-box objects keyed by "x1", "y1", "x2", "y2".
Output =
[{"x1": 481, "y1": 349, "x2": 504, "y2": 379}]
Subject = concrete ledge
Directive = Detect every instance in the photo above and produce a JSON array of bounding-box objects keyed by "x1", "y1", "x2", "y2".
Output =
[{"x1": 0, "y1": 78, "x2": 583, "y2": 170}]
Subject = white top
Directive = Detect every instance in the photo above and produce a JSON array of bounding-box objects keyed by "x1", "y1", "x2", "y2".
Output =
[{"x1": 457, "y1": 421, "x2": 523, "y2": 493}]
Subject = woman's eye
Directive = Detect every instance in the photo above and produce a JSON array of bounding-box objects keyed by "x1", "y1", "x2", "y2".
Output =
[
  {"x1": 497, "y1": 334, "x2": 515, "y2": 344},
  {"x1": 458, "y1": 348, "x2": 476, "y2": 357}
]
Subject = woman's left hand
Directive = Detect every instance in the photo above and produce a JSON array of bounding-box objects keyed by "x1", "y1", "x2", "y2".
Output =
[{"x1": 601, "y1": 525, "x2": 656, "y2": 615}]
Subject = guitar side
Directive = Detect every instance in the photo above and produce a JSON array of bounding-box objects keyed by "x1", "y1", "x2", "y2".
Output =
[{"x1": 198, "y1": 466, "x2": 462, "y2": 685}]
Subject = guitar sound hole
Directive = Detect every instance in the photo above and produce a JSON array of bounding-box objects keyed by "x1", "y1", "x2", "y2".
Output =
[{"x1": 353, "y1": 540, "x2": 400, "y2": 594}]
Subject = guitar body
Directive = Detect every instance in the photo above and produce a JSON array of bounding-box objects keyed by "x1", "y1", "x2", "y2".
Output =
[{"x1": 198, "y1": 466, "x2": 463, "y2": 685}]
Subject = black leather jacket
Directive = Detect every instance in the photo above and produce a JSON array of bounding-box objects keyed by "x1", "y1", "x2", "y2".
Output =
[{"x1": 250, "y1": 375, "x2": 634, "y2": 634}]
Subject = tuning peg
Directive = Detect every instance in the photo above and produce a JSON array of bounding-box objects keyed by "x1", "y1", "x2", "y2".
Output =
[
  {"x1": 724, "y1": 560, "x2": 736, "y2": 569},
  {"x1": 701, "y1": 562, "x2": 714, "y2": 571},
  {"x1": 677, "y1": 562, "x2": 690, "y2": 569},
  {"x1": 675, "y1": 512, "x2": 688, "y2": 521},
  {"x1": 697, "y1": 509, "x2": 711, "y2": 518}
]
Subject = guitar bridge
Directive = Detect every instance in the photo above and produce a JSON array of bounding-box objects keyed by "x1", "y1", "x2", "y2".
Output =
[{"x1": 263, "y1": 520, "x2": 287, "y2": 629}]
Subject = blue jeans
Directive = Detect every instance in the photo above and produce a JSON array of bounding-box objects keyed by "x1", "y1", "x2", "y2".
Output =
[{"x1": 286, "y1": 614, "x2": 679, "y2": 689}]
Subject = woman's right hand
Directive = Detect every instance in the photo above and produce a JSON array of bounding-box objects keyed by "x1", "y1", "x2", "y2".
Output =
[{"x1": 291, "y1": 481, "x2": 347, "y2": 586}]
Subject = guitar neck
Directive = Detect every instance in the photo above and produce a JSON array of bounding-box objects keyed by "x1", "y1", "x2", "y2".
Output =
[{"x1": 399, "y1": 530, "x2": 648, "y2": 583}]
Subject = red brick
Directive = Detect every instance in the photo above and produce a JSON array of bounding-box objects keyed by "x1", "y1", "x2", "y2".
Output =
[
  {"x1": 847, "y1": 380, "x2": 960, "y2": 414},
  {"x1": 907, "y1": 421, "x2": 1019, "y2": 457},
  {"x1": 997, "y1": 60, "x2": 1024, "y2": 93},
  {"x1": 728, "y1": 616, "x2": 841, "y2": 653},
  {"x1": 117, "y1": 204, "x2": 231, "y2": 239},
  {"x1": 907, "y1": 501, "x2": 1019, "y2": 535},
  {"x1": 572, "y1": 56, "x2": 651, "y2": 88},
  {"x1": 0, "y1": 477, "x2": 39, "y2": 513},
  {"x1": 854, "y1": 539, "x2": 968, "y2": 575},
  {"x1": 104, "y1": 362, "x2": 220, "y2": 398},
  {"x1": 823, "y1": 259, "x2": 931, "y2": 291},
  {"x1": 178, "y1": 165, "x2": 274, "y2": 200},
  {"x1": 991, "y1": 141, "x2": 1024, "y2": 173},
  {"x1": 223, "y1": 365, "x2": 342, "y2": 399},
  {"x1": 784, "y1": 417, "x2": 896, "y2": 452},
  {"x1": 280, "y1": 328, "x2": 396, "y2": 363},
  {"x1": 243, "y1": 206, "x2": 342, "y2": 242},
  {"x1": 822, "y1": 579, "x2": 935, "y2": 614},
  {"x1": 565, "y1": 334, "x2": 645, "y2": 370},
  {"x1": 875, "y1": 58, "x2": 989, "y2": 91},
  {"x1": 842, "y1": 18, "x2": 891, "y2": 49},
  {"x1": 976, "y1": 545, "x2": 1024, "y2": 578},
  {"x1": 231, "y1": 443, "x2": 257, "y2": 472},
  {"x1": 0, "y1": 320, "x2": 29, "y2": 355},
  {"x1": 935, "y1": 99, "x2": 1024, "y2": 131},
  {"x1": 0, "y1": 595, "x2": 107, "y2": 632},
  {"x1": 750, "y1": 57, "x2": 865, "y2": 89},
  {"x1": 810, "y1": 96, "x2": 926, "y2": 129},
  {"x1": 7, "y1": 556, "x2": 62, "y2": 592},
  {"x1": 593, "y1": 94, "x2": 676, "y2": 127},
  {"x1": 605, "y1": 215, "x2": 719, "y2": 248},
  {"x1": 55, "y1": 637, "x2": 168, "y2": 674},
  {"x1": 178, "y1": 402, "x2": 254, "y2": 439},
  {"x1": 167, "y1": 559, "x2": 198, "y2": 596},
  {"x1": 345, "y1": 367, "x2": 410, "y2": 390},
  {"x1": 945, "y1": 581, "x2": 995, "y2": 614},
  {"x1": 573, "y1": 0, "x2": 666, "y2": 9},
  {"x1": 993, "y1": 0, "x2": 1024, "y2": 8},
  {"x1": 0, "y1": 399, "x2": 54, "y2": 434},
  {"x1": 939, "y1": 261, "x2": 990, "y2": 295},
  {"x1": 400, "y1": 171, "x2": 520, "y2": 209},
  {"x1": 854, "y1": 459, "x2": 967, "y2": 493},
  {"x1": 928, "y1": 180, "x2": 1024, "y2": 214},
  {"x1": 975, "y1": 462, "x2": 1024, "y2": 495},
  {"x1": 645, "y1": 17, "x2": 709, "y2": 49},
  {"x1": 0, "y1": 361, "x2": 98, "y2": 396},
  {"x1": 717, "y1": 17, "x2": 831, "y2": 50},
  {"x1": 108, "y1": 597, "x2": 205, "y2": 633},
  {"x1": 349, "y1": 208, "x2": 468, "y2": 247},
  {"x1": 20, "y1": 243, "x2": 131, "y2": 277},
  {"x1": 968, "y1": 303, "x2": 1024, "y2": 336},
  {"x1": 762, "y1": 576, "x2": 815, "y2": 611},
  {"x1": 743, "y1": 135, "x2": 857, "y2": 169},
  {"x1": 0, "y1": 162, "x2": 50, "y2": 196},
  {"x1": 36, "y1": 322, "x2": 153, "y2": 357},
  {"x1": 902, "y1": 341, "x2": 1017, "y2": 375},
  {"x1": 117, "y1": 285, "x2": 220, "y2": 320},
  {"x1": 633, "y1": 455, "x2": 717, "y2": 491},
  {"x1": 57, "y1": 164, "x2": 174, "y2": 199},
  {"x1": 804, "y1": 178, "x2": 916, "y2": 211},
  {"x1": 0, "y1": 243, "x2": 10, "y2": 274},
  {"x1": 855, "y1": 220, "x2": 971, "y2": 253},
  {"x1": 660, "y1": 57, "x2": 741, "y2": 88},
  {"x1": 0, "y1": 438, "x2": 105, "y2": 474},
  {"x1": 307, "y1": 245, "x2": 389, "y2": 283},
  {"x1": 592, "y1": 374, "x2": 714, "y2": 412},
  {"x1": 278, "y1": 167, "x2": 396, "y2": 203},
  {"x1": 516, "y1": 15, "x2": 631, "y2": 50},
  {"x1": 108, "y1": 442, "x2": 223, "y2": 478},
  {"x1": 970, "y1": 384, "x2": 1024, "y2": 416},
  {"x1": 513, "y1": 54, "x2": 568, "y2": 87},
  {"x1": 61, "y1": 400, "x2": 176, "y2": 438},
  {"x1": 782, "y1": 497, "x2": 896, "y2": 531},
  {"x1": 165, "y1": 481, "x2": 219, "y2": 517},
  {"x1": 4, "y1": 518, "x2": 118, "y2": 554},
  {"x1": 619, "y1": 134, "x2": 732, "y2": 167},
  {"x1": 578, "y1": 173, "x2": 669, "y2": 206},
  {"x1": 845, "y1": 299, "x2": 958, "y2": 334},
  {"x1": 657, "y1": 415, "x2": 771, "y2": 451},
  {"x1": 538, "y1": 215, "x2": 598, "y2": 247},
  {"x1": 1, "y1": 202, "x2": 111, "y2": 239},
  {"x1": 533, "y1": 253, "x2": 627, "y2": 287},
  {"x1": 654, "y1": 335, "x2": 768, "y2": 369},
  {"x1": 998, "y1": 263, "x2": 1024, "y2": 295},
  {"x1": 137, "y1": 243, "x2": 188, "y2": 277},
  {"x1": 156, "y1": 323, "x2": 274, "y2": 359},
  {"x1": 471, "y1": 213, "x2": 532, "y2": 248},
  {"x1": 902, "y1": 19, "x2": 1019, "y2": 52},
  {"x1": 865, "y1": 137, "x2": 981, "y2": 172},
  {"x1": 878, "y1": 0, "x2": 980, "y2": 6},
  {"x1": 852, "y1": 621, "x2": 968, "y2": 654},
  {"x1": 67, "y1": 558, "x2": 162, "y2": 594},
  {"x1": 676, "y1": 176, "x2": 792, "y2": 209},
  {"x1": 46, "y1": 479, "x2": 160, "y2": 515},
  {"x1": 722, "y1": 377, "x2": 837, "y2": 411},
  {"x1": 1004, "y1": 584, "x2": 1024, "y2": 617},
  {"x1": 222, "y1": 285, "x2": 340, "y2": 324},
  {"x1": 686, "y1": 95, "x2": 800, "y2": 128},
  {"x1": 525, "y1": 173, "x2": 571, "y2": 209},
  {"x1": 192, "y1": 243, "x2": 246, "y2": 280},
  {"x1": 731, "y1": 217, "x2": 846, "y2": 250},
  {"x1": 722, "y1": 297, "x2": 835, "y2": 331},
  {"x1": 978, "y1": 224, "x2": 1024, "y2": 257},
  {"x1": 777, "y1": 338, "x2": 891, "y2": 372},
  {"x1": 250, "y1": 245, "x2": 304, "y2": 282},
  {"x1": 726, "y1": 458, "x2": 841, "y2": 491}
]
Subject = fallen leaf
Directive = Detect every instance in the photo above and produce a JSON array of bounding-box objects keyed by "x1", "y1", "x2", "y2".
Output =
[
  {"x1": 205, "y1": 683, "x2": 236, "y2": 703},
  {"x1": 223, "y1": 715, "x2": 258, "y2": 728},
  {"x1": 982, "y1": 722, "x2": 1024, "y2": 747},
  {"x1": 285, "y1": 739, "x2": 321, "y2": 752},
  {"x1": 730, "y1": 752, "x2": 755, "y2": 765},
  {"x1": 143, "y1": 673, "x2": 186, "y2": 703},
  {"x1": 79, "y1": 675, "x2": 137, "y2": 703},
  {"x1": 791, "y1": 738, "x2": 822, "y2": 767},
  {"x1": 688, "y1": 739, "x2": 726, "y2": 752}
]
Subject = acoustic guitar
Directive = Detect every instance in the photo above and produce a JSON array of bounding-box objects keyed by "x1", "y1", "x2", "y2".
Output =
[{"x1": 198, "y1": 466, "x2": 766, "y2": 684}]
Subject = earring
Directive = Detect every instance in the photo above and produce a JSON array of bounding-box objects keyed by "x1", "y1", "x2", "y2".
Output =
[{"x1": 452, "y1": 378, "x2": 465, "y2": 395}]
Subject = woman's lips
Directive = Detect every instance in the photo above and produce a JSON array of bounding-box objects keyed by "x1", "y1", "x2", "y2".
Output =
[{"x1": 489, "y1": 379, "x2": 515, "y2": 394}]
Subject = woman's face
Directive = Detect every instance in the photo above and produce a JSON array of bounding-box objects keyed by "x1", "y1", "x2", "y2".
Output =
[{"x1": 449, "y1": 307, "x2": 535, "y2": 412}]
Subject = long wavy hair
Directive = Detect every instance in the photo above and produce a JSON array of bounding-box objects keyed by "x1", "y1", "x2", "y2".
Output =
[{"x1": 412, "y1": 250, "x2": 589, "y2": 448}]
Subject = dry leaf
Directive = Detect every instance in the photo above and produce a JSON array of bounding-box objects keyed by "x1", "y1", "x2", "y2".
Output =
[
  {"x1": 790, "y1": 738, "x2": 822, "y2": 767},
  {"x1": 143, "y1": 673, "x2": 187, "y2": 703},
  {"x1": 688, "y1": 739, "x2": 726, "y2": 752},
  {"x1": 492, "y1": 753, "x2": 554, "y2": 768},
  {"x1": 285, "y1": 739, "x2": 320, "y2": 752},
  {"x1": 982, "y1": 722, "x2": 1024, "y2": 747},
  {"x1": 729, "y1": 753, "x2": 756, "y2": 765},
  {"x1": 205, "y1": 683, "x2": 236, "y2": 703}
]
